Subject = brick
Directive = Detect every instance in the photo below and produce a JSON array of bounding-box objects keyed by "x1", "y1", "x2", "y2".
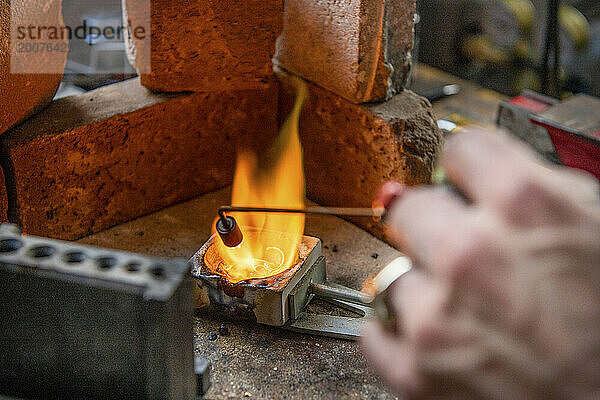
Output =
[
  {"x1": 123, "y1": 0, "x2": 283, "y2": 93},
  {"x1": 0, "y1": 0, "x2": 67, "y2": 134},
  {"x1": 275, "y1": 0, "x2": 415, "y2": 104},
  {"x1": 277, "y1": 68, "x2": 441, "y2": 239},
  {"x1": 0, "y1": 78, "x2": 278, "y2": 240}
]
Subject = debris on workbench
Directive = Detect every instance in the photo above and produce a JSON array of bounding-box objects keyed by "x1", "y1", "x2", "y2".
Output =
[{"x1": 219, "y1": 324, "x2": 230, "y2": 336}]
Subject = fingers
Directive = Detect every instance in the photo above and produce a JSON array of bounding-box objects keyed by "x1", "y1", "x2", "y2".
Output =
[
  {"x1": 366, "y1": 126, "x2": 600, "y2": 400},
  {"x1": 360, "y1": 320, "x2": 424, "y2": 397},
  {"x1": 443, "y1": 128, "x2": 600, "y2": 227},
  {"x1": 385, "y1": 186, "x2": 508, "y2": 293},
  {"x1": 391, "y1": 270, "x2": 450, "y2": 347},
  {"x1": 385, "y1": 186, "x2": 468, "y2": 276},
  {"x1": 442, "y1": 127, "x2": 540, "y2": 206},
  {"x1": 362, "y1": 271, "x2": 484, "y2": 399},
  {"x1": 391, "y1": 270, "x2": 480, "y2": 349}
]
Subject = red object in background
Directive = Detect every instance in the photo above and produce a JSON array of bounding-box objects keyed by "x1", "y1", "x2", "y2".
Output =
[
  {"x1": 530, "y1": 116, "x2": 600, "y2": 180},
  {"x1": 510, "y1": 95, "x2": 555, "y2": 114},
  {"x1": 506, "y1": 93, "x2": 600, "y2": 181}
]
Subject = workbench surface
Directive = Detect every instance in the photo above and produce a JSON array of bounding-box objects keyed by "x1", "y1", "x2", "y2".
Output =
[
  {"x1": 411, "y1": 63, "x2": 506, "y2": 125},
  {"x1": 80, "y1": 188, "x2": 402, "y2": 399},
  {"x1": 79, "y1": 65, "x2": 502, "y2": 400}
]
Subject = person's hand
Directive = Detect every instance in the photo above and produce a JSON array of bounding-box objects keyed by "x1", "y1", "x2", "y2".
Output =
[{"x1": 360, "y1": 128, "x2": 600, "y2": 399}]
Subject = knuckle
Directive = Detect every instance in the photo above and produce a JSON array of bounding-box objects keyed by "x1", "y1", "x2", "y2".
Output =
[
  {"x1": 493, "y1": 173, "x2": 562, "y2": 224},
  {"x1": 443, "y1": 224, "x2": 499, "y2": 284},
  {"x1": 500, "y1": 173, "x2": 547, "y2": 210},
  {"x1": 413, "y1": 317, "x2": 443, "y2": 348},
  {"x1": 496, "y1": 170, "x2": 598, "y2": 224}
]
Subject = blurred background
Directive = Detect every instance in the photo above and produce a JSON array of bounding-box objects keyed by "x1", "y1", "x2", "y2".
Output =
[
  {"x1": 416, "y1": 0, "x2": 599, "y2": 97},
  {"x1": 55, "y1": 0, "x2": 600, "y2": 99}
]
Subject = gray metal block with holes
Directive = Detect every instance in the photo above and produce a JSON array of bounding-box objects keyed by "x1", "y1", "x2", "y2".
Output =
[{"x1": 0, "y1": 224, "x2": 197, "y2": 400}]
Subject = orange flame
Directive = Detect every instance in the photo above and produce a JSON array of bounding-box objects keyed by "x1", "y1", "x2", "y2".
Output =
[{"x1": 214, "y1": 79, "x2": 308, "y2": 283}]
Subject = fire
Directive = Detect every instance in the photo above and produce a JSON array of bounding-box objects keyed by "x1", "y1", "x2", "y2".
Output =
[{"x1": 214, "y1": 78, "x2": 308, "y2": 283}]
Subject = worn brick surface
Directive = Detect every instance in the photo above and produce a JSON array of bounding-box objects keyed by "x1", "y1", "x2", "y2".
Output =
[
  {"x1": 0, "y1": 78, "x2": 278, "y2": 240},
  {"x1": 275, "y1": 0, "x2": 415, "y2": 104},
  {"x1": 0, "y1": 0, "x2": 67, "y2": 134},
  {"x1": 123, "y1": 0, "x2": 283, "y2": 93},
  {"x1": 277, "y1": 68, "x2": 441, "y2": 239}
]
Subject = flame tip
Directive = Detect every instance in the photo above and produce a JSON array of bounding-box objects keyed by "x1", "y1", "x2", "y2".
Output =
[{"x1": 214, "y1": 81, "x2": 308, "y2": 283}]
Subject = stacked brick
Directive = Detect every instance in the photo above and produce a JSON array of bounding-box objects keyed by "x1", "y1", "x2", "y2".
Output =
[
  {"x1": 275, "y1": 0, "x2": 415, "y2": 103},
  {"x1": 274, "y1": 0, "x2": 441, "y2": 240},
  {"x1": 0, "y1": 0, "x2": 440, "y2": 241},
  {"x1": 123, "y1": 0, "x2": 283, "y2": 92},
  {"x1": 0, "y1": 1, "x2": 283, "y2": 240},
  {"x1": 0, "y1": 0, "x2": 68, "y2": 134},
  {"x1": 1, "y1": 79, "x2": 277, "y2": 240},
  {"x1": 0, "y1": 0, "x2": 68, "y2": 224}
]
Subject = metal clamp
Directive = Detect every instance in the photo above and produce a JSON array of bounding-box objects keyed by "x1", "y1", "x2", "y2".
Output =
[
  {"x1": 284, "y1": 281, "x2": 375, "y2": 340},
  {"x1": 284, "y1": 256, "x2": 412, "y2": 340}
]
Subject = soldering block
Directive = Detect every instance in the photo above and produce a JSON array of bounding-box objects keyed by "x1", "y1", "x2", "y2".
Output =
[
  {"x1": 274, "y1": 0, "x2": 415, "y2": 104},
  {"x1": 0, "y1": 77, "x2": 278, "y2": 240},
  {"x1": 276, "y1": 67, "x2": 442, "y2": 239},
  {"x1": 0, "y1": 223, "x2": 196, "y2": 399},
  {"x1": 123, "y1": 0, "x2": 283, "y2": 92}
]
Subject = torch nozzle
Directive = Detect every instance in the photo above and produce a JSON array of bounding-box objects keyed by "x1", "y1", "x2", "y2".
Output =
[{"x1": 216, "y1": 214, "x2": 244, "y2": 248}]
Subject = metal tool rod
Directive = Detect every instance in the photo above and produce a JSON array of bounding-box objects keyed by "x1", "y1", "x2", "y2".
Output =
[
  {"x1": 218, "y1": 205, "x2": 381, "y2": 220},
  {"x1": 420, "y1": 84, "x2": 460, "y2": 102},
  {"x1": 309, "y1": 283, "x2": 373, "y2": 305}
]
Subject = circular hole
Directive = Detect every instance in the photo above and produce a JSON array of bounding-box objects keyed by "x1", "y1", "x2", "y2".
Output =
[
  {"x1": 125, "y1": 262, "x2": 141, "y2": 273},
  {"x1": 28, "y1": 245, "x2": 55, "y2": 258},
  {"x1": 96, "y1": 256, "x2": 117, "y2": 270},
  {"x1": 149, "y1": 265, "x2": 167, "y2": 280},
  {"x1": 63, "y1": 251, "x2": 86, "y2": 264},
  {"x1": 0, "y1": 238, "x2": 23, "y2": 253}
]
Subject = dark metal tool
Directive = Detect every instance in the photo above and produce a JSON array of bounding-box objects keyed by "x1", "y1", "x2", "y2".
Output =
[
  {"x1": 218, "y1": 205, "x2": 382, "y2": 218},
  {"x1": 420, "y1": 84, "x2": 461, "y2": 102},
  {"x1": 0, "y1": 223, "x2": 209, "y2": 400},
  {"x1": 216, "y1": 205, "x2": 383, "y2": 248}
]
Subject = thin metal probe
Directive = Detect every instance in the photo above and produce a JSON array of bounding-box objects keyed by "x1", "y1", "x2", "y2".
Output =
[{"x1": 218, "y1": 205, "x2": 382, "y2": 220}]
